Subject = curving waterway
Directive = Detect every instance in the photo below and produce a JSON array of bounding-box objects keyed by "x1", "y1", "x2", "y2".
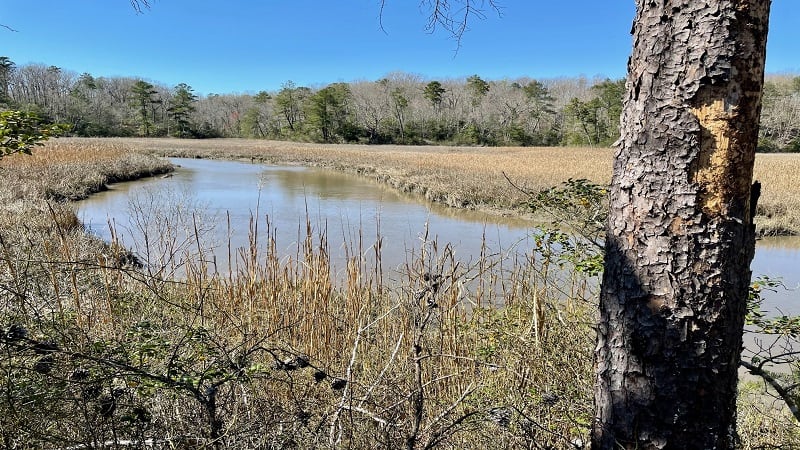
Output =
[
  {"x1": 77, "y1": 158, "x2": 535, "y2": 282},
  {"x1": 76, "y1": 157, "x2": 799, "y2": 312}
]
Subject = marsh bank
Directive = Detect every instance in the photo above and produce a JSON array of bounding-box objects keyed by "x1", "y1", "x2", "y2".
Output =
[{"x1": 77, "y1": 156, "x2": 800, "y2": 313}]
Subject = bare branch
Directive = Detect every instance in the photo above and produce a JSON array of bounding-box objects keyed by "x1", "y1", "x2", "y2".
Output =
[
  {"x1": 378, "y1": 0, "x2": 502, "y2": 48},
  {"x1": 422, "y1": 382, "x2": 477, "y2": 448},
  {"x1": 130, "y1": 0, "x2": 151, "y2": 13},
  {"x1": 1, "y1": 23, "x2": 18, "y2": 32},
  {"x1": 740, "y1": 359, "x2": 800, "y2": 422}
]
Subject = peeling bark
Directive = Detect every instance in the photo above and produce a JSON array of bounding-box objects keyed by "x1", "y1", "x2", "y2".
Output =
[{"x1": 593, "y1": 1, "x2": 771, "y2": 449}]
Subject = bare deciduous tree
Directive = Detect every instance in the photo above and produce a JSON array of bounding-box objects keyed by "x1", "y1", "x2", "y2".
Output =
[
  {"x1": 130, "y1": 0, "x2": 151, "y2": 13},
  {"x1": 380, "y1": 0, "x2": 501, "y2": 47}
]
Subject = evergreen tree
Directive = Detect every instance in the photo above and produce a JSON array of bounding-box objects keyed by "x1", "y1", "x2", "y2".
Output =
[
  {"x1": 168, "y1": 83, "x2": 197, "y2": 138},
  {"x1": 305, "y1": 83, "x2": 351, "y2": 142},
  {"x1": 423, "y1": 80, "x2": 446, "y2": 110},
  {"x1": 130, "y1": 80, "x2": 161, "y2": 136},
  {"x1": 466, "y1": 74, "x2": 490, "y2": 106}
]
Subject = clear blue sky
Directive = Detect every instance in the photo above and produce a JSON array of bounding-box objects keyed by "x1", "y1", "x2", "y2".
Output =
[{"x1": 3, "y1": 1, "x2": 799, "y2": 96}]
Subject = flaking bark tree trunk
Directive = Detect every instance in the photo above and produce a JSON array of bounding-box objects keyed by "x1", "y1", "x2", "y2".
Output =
[{"x1": 593, "y1": 1, "x2": 771, "y2": 449}]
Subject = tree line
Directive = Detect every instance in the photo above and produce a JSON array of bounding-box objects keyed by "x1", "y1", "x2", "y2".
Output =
[
  {"x1": 0, "y1": 55, "x2": 619, "y2": 147},
  {"x1": 1, "y1": 56, "x2": 798, "y2": 150}
]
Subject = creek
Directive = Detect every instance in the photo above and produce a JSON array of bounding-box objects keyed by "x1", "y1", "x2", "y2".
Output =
[{"x1": 76, "y1": 157, "x2": 799, "y2": 313}]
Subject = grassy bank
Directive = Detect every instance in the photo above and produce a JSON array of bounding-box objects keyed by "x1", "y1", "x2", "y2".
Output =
[
  {"x1": 0, "y1": 141, "x2": 173, "y2": 268},
  {"x1": 65, "y1": 137, "x2": 800, "y2": 236},
  {"x1": 0, "y1": 139, "x2": 173, "y2": 202},
  {"x1": 0, "y1": 139, "x2": 797, "y2": 448},
  {"x1": 0, "y1": 139, "x2": 601, "y2": 448}
]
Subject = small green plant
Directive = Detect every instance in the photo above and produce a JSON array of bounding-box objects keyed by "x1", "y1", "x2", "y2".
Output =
[
  {"x1": 746, "y1": 275, "x2": 798, "y2": 336},
  {"x1": 524, "y1": 178, "x2": 607, "y2": 246},
  {"x1": 740, "y1": 275, "x2": 800, "y2": 425},
  {"x1": 0, "y1": 110, "x2": 64, "y2": 157}
]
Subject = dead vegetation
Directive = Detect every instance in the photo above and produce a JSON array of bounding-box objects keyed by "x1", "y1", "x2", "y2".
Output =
[
  {"x1": 64, "y1": 137, "x2": 800, "y2": 236},
  {"x1": 1, "y1": 138, "x2": 599, "y2": 448},
  {"x1": 0, "y1": 138, "x2": 798, "y2": 448}
]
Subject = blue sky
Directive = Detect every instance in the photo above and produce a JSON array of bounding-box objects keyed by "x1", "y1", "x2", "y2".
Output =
[{"x1": 3, "y1": 1, "x2": 799, "y2": 96}]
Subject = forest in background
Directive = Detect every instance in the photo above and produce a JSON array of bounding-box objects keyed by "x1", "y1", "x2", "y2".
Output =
[{"x1": 1, "y1": 56, "x2": 799, "y2": 150}]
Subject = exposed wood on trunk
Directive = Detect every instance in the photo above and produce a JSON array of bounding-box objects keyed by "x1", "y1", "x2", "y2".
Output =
[{"x1": 593, "y1": 1, "x2": 771, "y2": 449}]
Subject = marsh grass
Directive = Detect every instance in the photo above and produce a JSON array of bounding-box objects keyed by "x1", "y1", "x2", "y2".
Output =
[
  {"x1": 1, "y1": 139, "x2": 597, "y2": 448},
  {"x1": 1, "y1": 138, "x2": 798, "y2": 448},
  {"x1": 754, "y1": 153, "x2": 800, "y2": 236},
  {"x1": 64, "y1": 137, "x2": 800, "y2": 236},
  {"x1": 0, "y1": 139, "x2": 172, "y2": 202}
]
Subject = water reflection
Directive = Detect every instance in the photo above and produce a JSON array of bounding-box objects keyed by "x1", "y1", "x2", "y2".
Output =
[
  {"x1": 76, "y1": 157, "x2": 799, "y2": 311},
  {"x1": 77, "y1": 158, "x2": 535, "y2": 281},
  {"x1": 752, "y1": 236, "x2": 800, "y2": 315}
]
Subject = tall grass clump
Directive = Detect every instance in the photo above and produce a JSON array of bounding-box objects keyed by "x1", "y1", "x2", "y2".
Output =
[
  {"x1": 3, "y1": 138, "x2": 798, "y2": 448},
  {"x1": 1, "y1": 147, "x2": 599, "y2": 448}
]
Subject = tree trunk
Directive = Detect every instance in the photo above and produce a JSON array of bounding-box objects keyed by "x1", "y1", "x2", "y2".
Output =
[{"x1": 593, "y1": 1, "x2": 771, "y2": 449}]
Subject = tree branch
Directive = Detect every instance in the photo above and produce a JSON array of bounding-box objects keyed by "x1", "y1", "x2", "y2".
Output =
[
  {"x1": 130, "y1": 0, "x2": 151, "y2": 13},
  {"x1": 740, "y1": 359, "x2": 800, "y2": 422},
  {"x1": 379, "y1": 0, "x2": 502, "y2": 48}
]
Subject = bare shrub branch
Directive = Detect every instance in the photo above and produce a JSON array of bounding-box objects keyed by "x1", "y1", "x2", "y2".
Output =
[
  {"x1": 130, "y1": 0, "x2": 151, "y2": 13},
  {"x1": 379, "y1": 0, "x2": 502, "y2": 47}
]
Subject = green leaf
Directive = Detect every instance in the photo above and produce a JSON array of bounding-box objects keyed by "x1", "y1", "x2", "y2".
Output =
[{"x1": 0, "y1": 110, "x2": 64, "y2": 157}]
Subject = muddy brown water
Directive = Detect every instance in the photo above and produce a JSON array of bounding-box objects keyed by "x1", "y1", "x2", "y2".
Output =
[{"x1": 76, "y1": 157, "x2": 799, "y2": 313}]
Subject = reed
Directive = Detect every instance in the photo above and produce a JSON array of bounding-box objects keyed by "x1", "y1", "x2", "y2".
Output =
[
  {"x1": 0, "y1": 191, "x2": 597, "y2": 448},
  {"x1": 59, "y1": 137, "x2": 800, "y2": 236},
  {"x1": 1, "y1": 137, "x2": 796, "y2": 448},
  {"x1": 0, "y1": 139, "x2": 598, "y2": 447}
]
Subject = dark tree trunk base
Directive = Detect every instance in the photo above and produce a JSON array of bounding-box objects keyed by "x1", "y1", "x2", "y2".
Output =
[{"x1": 593, "y1": 1, "x2": 771, "y2": 448}]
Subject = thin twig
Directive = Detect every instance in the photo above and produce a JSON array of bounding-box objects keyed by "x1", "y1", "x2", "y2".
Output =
[
  {"x1": 740, "y1": 359, "x2": 800, "y2": 422},
  {"x1": 359, "y1": 331, "x2": 404, "y2": 409},
  {"x1": 422, "y1": 382, "x2": 476, "y2": 446}
]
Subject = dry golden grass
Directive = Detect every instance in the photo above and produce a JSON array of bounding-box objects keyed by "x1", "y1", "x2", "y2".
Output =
[
  {"x1": 2, "y1": 138, "x2": 797, "y2": 447},
  {"x1": 1, "y1": 139, "x2": 127, "y2": 169},
  {"x1": 1, "y1": 139, "x2": 172, "y2": 202},
  {"x1": 753, "y1": 153, "x2": 800, "y2": 235},
  {"x1": 62, "y1": 137, "x2": 800, "y2": 235}
]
